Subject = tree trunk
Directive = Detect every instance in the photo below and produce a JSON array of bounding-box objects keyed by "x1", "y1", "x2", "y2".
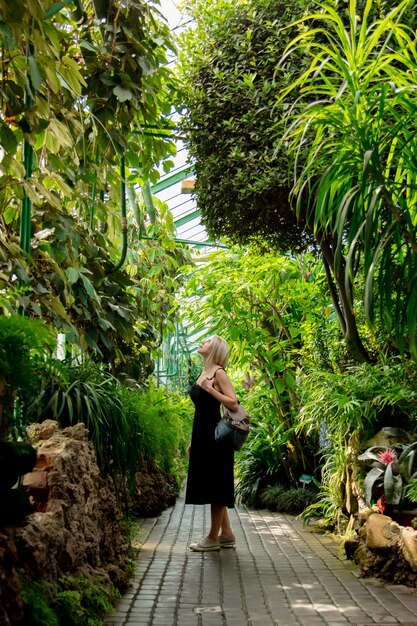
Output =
[{"x1": 319, "y1": 237, "x2": 371, "y2": 364}]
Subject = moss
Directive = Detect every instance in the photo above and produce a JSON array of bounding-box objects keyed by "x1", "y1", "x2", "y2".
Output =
[{"x1": 21, "y1": 574, "x2": 120, "y2": 626}]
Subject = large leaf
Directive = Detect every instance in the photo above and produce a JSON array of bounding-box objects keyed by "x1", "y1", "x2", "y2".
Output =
[
  {"x1": 364, "y1": 466, "x2": 384, "y2": 506},
  {"x1": 384, "y1": 463, "x2": 403, "y2": 505}
]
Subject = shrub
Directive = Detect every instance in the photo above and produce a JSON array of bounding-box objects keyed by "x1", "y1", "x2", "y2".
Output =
[
  {"x1": 121, "y1": 381, "x2": 193, "y2": 485},
  {"x1": 21, "y1": 581, "x2": 58, "y2": 626},
  {"x1": 259, "y1": 485, "x2": 317, "y2": 515},
  {"x1": 54, "y1": 576, "x2": 117, "y2": 626}
]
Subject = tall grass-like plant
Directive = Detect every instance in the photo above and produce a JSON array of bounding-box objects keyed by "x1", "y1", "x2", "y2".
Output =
[
  {"x1": 300, "y1": 446, "x2": 348, "y2": 530},
  {"x1": 26, "y1": 362, "x2": 193, "y2": 503},
  {"x1": 26, "y1": 361, "x2": 140, "y2": 497},
  {"x1": 280, "y1": 0, "x2": 417, "y2": 357},
  {"x1": 121, "y1": 382, "x2": 193, "y2": 485},
  {"x1": 0, "y1": 315, "x2": 55, "y2": 440}
]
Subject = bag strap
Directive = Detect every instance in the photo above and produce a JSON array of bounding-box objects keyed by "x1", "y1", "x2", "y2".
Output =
[{"x1": 206, "y1": 367, "x2": 225, "y2": 380}]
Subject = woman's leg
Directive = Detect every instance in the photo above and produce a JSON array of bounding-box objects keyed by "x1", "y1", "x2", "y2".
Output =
[
  {"x1": 208, "y1": 504, "x2": 234, "y2": 540},
  {"x1": 208, "y1": 503, "x2": 226, "y2": 540},
  {"x1": 220, "y1": 508, "x2": 234, "y2": 538}
]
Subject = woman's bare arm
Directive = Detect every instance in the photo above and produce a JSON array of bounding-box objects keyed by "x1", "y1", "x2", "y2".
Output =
[{"x1": 200, "y1": 369, "x2": 238, "y2": 411}]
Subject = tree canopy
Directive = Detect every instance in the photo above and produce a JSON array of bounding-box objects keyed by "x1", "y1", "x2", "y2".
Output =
[
  {"x1": 177, "y1": 0, "x2": 417, "y2": 362},
  {"x1": 178, "y1": 0, "x2": 312, "y2": 251},
  {"x1": 0, "y1": 0, "x2": 191, "y2": 375}
]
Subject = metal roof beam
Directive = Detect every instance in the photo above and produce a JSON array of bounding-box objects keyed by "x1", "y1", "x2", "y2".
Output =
[
  {"x1": 174, "y1": 210, "x2": 201, "y2": 228},
  {"x1": 150, "y1": 165, "x2": 195, "y2": 194}
]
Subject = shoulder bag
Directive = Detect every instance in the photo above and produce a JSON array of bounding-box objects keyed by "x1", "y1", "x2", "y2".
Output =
[{"x1": 215, "y1": 403, "x2": 250, "y2": 451}]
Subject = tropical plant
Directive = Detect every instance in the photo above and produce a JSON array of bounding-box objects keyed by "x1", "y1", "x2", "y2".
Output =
[
  {"x1": 0, "y1": 0, "x2": 178, "y2": 216},
  {"x1": 297, "y1": 358, "x2": 417, "y2": 445},
  {"x1": 177, "y1": 0, "x2": 311, "y2": 251},
  {"x1": 0, "y1": 0, "x2": 190, "y2": 372},
  {"x1": 181, "y1": 247, "x2": 324, "y2": 485},
  {"x1": 358, "y1": 439, "x2": 417, "y2": 507},
  {"x1": 259, "y1": 484, "x2": 317, "y2": 515},
  {"x1": 0, "y1": 206, "x2": 190, "y2": 375},
  {"x1": 299, "y1": 447, "x2": 349, "y2": 530},
  {"x1": 280, "y1": 0, "x2": 417, "y2": 359},
  {"x1": 25, "y1": 361, "x2": 193, "y2": 503},
  {"x1": 403, "y1": 479, "x2": 417, "y2": 505},
  {"x1": 178, "y1": 0, "x2": 417, "y2": 362},
  {"x1": 0, "y1": 314, "x2": 55, "y2": 440}
]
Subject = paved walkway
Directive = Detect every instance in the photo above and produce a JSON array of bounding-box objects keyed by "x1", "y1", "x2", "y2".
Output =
[{"x1": 105, "y1": 493, "x2": 417, "y2": 626}]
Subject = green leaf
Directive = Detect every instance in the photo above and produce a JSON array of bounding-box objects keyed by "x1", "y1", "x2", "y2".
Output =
[
  {"x1": 0, "y1": 22, "x2": 16, "y2": 48},
  {"x1": 0, "y1": 123, "x2": 18, "y2": 153},
  {"x1": 384, "y1": 463, "x2": 403, "y2": 505},
  {"x1": 65, "y1": 267, "x2": 80, "y2": 284},
  {"x1": 113, "y1": 85, "x2": 133, "y2": 102},
  {"x1": 28, "y1": 56, "x2": 42, "y2": 91},
  {"x1": 364, "y1": 466, "x2": 383, "y2": 506},
  {"x1": 80, "y1": 274, "x2": 97, "y2": 300}
]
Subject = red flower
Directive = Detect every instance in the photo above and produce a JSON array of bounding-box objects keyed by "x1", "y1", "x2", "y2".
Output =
[{"x1": 378, "y1": 449, "x2": 396, "y2": 465}]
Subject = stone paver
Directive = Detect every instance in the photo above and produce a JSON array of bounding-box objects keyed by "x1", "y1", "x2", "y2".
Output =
[{"x1": 104, "y1": 494, "x2": 417, "y2": 625}]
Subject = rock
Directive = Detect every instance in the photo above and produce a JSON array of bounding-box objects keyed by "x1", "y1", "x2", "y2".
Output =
[
  {"x1": 358, "y1": 507, "x2": 376, "y2": 525},
  {"x1": 345, "y1": 535, "x2": 360, "y2": 560},
  {"x1": 351, "y1": 510, "x2": 417, "y2": 586},
  {"x1": 61, "y1": 423, "x2": 89, "y2": 441},
  {"x1": 401, "y1": 527, "x2": 417, "y2": 572},
  {"x1": 26, "y1": 420, "x2": 59, "y2": 443},
  {"x1": 14, "y1": 512, "x2": 70, "y2": 582},
  {"x1": 132, "y1": 458, "x2": 178, "y2": 517},
  {"x1": 362, "y1": 428, "x2": 413, "y2": 450},
  {"x1": 0, "y1": 531, "x2": 24, "y2": 626},
  {"x1": 20, "y1": 427, "x2": 128, "y2": 580},
  {"x1": 365, "y1": 513, "x2": 400, "y2": 550},
  {"x1": 0, "y1": 421, "x2": 130, "y2": 625}
]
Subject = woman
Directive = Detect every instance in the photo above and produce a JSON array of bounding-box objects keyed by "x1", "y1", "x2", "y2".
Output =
[{"x1": 186, "y1": 334, "x2": 238, "y2": 552}]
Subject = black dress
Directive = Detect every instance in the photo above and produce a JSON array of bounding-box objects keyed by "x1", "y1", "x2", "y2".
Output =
[{"x1": 185, "y1": 377, "x2": 235, "y2": 508}]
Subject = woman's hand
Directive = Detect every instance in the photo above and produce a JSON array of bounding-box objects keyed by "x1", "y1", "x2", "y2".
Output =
[
  {"x1": 200, "y1": 377, "x2": 214, "y2": 393},
  {"x1": 187, "y1": 444, "x2": 191, "y2": 457}
]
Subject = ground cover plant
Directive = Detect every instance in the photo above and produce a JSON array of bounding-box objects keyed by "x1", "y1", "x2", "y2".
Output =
[{"x1": 21, "y1": 575, "x2": 119, "y2": 626}]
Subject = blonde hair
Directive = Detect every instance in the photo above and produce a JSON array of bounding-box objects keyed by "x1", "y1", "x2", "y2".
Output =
[{"x1": 205, "y1": 334, "x2": 229, "y2": 368}]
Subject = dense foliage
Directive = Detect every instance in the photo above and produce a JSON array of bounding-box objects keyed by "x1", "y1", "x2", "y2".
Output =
[
  {"x1": 22, "y1": 575, "x2": 119, "y2": 626},
  {"x1": 0, "y1": 0, "x2": 190, "y2": 372},
  {"x1": 178, "y1": 0, "x2": 312, "y2": 251},
  {"x1": 178, "y1": 0, "x2": 417, "y2": 363},
  {"x1": 24, "y1": 358, "x2": 192, "y2": 503},
  {"x1": 181, "y1": 247, "x2": 338, "y2": 493},
  {"x1": 280, "y1": 0, "x2": 417, "y2": 360}
]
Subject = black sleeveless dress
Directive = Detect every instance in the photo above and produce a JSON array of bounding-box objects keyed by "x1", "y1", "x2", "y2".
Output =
[{"x1": 185, "y1": 378, "x2": 235, "y2": 508}]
